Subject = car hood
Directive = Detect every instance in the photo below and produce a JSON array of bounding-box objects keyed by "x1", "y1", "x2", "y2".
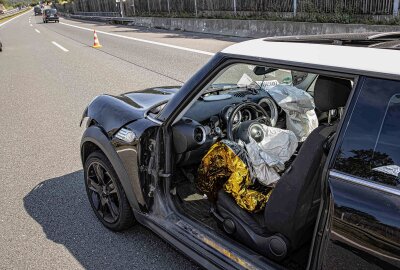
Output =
[
  {"x1": 82, "y1": 86, "x2": 180, "y2": 136},
  {"x1": 118, "y1": 86, "x2": 179, "y2": 110}
]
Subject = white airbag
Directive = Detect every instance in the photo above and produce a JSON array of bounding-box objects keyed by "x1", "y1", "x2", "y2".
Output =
[
  {"x1": 245, "y1": 125, "x2": 298, "y2": 186},
  {"x1": 268, "y1": 85, "x2": 319, "y2": 142}
]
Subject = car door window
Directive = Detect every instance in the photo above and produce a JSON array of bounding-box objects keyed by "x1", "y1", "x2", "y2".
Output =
[{"x1": 334, "y1": 77, "x2": 400, "y2": 188}]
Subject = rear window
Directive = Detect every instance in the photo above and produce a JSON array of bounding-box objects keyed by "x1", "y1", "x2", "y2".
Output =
[{"x1": 45, "y1": 9, "x2": 57, "y2": 15}]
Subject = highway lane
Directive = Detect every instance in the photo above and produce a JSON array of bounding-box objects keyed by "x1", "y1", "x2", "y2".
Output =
[
  {"x1": 31, "y1": 15, "x2": 245, "y2": 83},
  {"x1": 0, "y1": 11, "x2": 242, "y2": 269}
]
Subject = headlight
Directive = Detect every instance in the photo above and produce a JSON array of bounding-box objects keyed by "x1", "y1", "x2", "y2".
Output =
[{"x1": 115, "y1": 128, "x2": 136, "y2": 143}]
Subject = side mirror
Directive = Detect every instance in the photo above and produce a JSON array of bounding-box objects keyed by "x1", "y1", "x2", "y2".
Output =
[{"x1": 253, "y1": 66, "x2": 277, "y2": 76}]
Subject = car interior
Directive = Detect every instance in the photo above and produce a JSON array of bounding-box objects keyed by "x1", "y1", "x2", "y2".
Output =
[{"x1": 167, "y1": 63, "x2": 353, "y2": 268}]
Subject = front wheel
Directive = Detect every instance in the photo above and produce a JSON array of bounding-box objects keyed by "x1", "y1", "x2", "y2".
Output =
[{"x1": 84, "y1": 151, "x2": 136, "y2": 231}]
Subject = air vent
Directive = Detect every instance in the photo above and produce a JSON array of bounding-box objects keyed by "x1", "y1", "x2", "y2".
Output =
[
  {"x1": 194, "y1": 126, "x2": 206, "y2": 144},
  {"x1": 233, "y1": 91, "x2": 252, "y2": 98}
]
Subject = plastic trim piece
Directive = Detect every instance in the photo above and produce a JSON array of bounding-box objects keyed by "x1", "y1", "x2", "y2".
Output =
[{"x1": 147, "y1": 114, "x2": 163, "y2": 125}]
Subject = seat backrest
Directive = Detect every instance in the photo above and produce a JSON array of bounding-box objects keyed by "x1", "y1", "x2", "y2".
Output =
[{"x1": 263, "y1": 76, "x2": 351, "y2": 249}]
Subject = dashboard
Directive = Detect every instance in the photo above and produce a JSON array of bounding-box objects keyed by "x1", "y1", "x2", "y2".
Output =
[{"x1": 172, "y1": 89, "x2": 282, "y2": 166}]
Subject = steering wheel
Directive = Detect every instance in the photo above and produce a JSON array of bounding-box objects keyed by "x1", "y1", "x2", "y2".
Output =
[{"x1": 226, "y1": 102, "x2": 271, "y2": 142}]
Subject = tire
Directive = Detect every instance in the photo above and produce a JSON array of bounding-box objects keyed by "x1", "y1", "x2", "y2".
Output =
[{"x1": 84, "y1": 151, "x2": 136, "y2": 231}]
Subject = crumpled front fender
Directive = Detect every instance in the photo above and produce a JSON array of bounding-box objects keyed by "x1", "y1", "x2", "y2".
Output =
[{"x1": 80, "y1": 95, "x2": 145, "y2": 137}]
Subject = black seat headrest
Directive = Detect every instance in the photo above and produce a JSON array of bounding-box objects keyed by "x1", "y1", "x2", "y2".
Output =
[{"x1": 314, "y1": 76, "x2": 352, "y2": 111}]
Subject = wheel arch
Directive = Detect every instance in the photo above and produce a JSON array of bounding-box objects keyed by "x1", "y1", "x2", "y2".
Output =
[
  {"x1": 81, "y1": 125, "x2": 140, "y2": 212},
  {"x1": 81, "y1": 141, "x2": 104, "y2": 164}
]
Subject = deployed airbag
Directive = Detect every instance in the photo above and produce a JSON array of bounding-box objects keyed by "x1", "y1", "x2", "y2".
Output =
[
  {"x1": 268, "y1": 85, "x2": 318, "y2": 142},
  {"x1": 245, "y1": 124, "x2": 298, "y2": 186}
]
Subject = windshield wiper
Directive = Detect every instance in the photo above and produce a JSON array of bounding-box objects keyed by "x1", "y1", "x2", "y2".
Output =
[{"x1": 204, "y1": 84, "x2": 252, "y2": 94}]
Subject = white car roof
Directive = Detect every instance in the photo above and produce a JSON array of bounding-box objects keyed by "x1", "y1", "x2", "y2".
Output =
[{"x1": 222, "y1": 38, "x2": 400, "y2": 77}]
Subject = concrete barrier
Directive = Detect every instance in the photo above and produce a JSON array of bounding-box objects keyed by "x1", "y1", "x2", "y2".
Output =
[{"x1": 69, "y1": 14, "x2": 400, "y2": 38}]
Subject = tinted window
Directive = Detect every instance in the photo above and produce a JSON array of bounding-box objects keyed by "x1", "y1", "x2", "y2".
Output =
[
  {"x1": 334, "y1": 77, "x2": 400, "y2": 188},
  {"x1": 45, "y1": 9, "x2": 57, "y2": 15}
]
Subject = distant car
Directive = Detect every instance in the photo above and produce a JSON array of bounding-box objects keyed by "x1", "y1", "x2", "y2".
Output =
[
  {"x1": 33, "y1": 6, "x2": 42, "y2": 16},
  {"x1": 42, "y1": 8, "x2": 58, "y2": 23},
  {"x1": 0, "y1": 41, "x2": 2, "y2": 52},
  {"x1": 0, "y1": 10, "x2": 5, "y2": 14}
]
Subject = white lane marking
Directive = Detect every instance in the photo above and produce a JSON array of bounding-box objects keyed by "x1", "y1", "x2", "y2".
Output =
[
  {"x1": 51, "y1": 41, "x2": 69, "y2": 52},
  {"x1": 35, "y1": 28, "x2": 40, "y2": 33},
  {"x1": 59, "y1": 21, "x2": 215, "y2": 56},
  {"x1": 30, "y1": 24, "x2": 33, "y2": 27},
  {"x1": 0, "y1": 9, "x2": 30, "y2": 28}
]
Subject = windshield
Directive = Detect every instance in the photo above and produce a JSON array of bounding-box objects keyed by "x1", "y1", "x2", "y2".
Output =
[{"x1": 206, "y1": 64, "x2": 293, "y2": 93}]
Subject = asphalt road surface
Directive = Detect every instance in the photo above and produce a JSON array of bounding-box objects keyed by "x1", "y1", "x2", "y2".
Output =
[{"x1": 0, "y1": 10, "x2": 245, "y2": 269}]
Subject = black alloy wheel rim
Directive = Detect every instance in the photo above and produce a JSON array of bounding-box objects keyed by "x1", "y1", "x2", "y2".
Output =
[{"x1": 87, "y1": 162, "x2": 120, "y2": 223}]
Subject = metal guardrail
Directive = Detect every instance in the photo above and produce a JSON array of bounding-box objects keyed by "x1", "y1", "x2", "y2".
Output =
[
  {"x1": 73, "y1": 12, "x2": 120, "y2": 17},
  {"x1": 3, "y1": 8, "x2": 19, "y2": 14},
  {"x1": 0, "y1": 7, "x2": 30, "y2": 20},
  {"x1": 68, "y1": 14, "x2": 139, "y2": 24},
  {"x1": 67, "y1": 13, "x2": 140, "y2": 23}
]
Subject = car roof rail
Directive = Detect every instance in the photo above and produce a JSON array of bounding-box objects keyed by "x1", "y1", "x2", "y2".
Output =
[
  {"x1": 369, "y1": 40, "x2": 400, "y2": 49},
  {"x1": 264, "y1": 32, "x2": 400, "y2": 50},
  {"x1": 367, "y1": 32, "x2": 400, "y2": 40}
]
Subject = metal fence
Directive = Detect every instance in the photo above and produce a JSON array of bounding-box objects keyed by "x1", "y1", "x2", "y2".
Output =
[{"x1": 57, "y1": 0, "x2": 400, "y2": 17}]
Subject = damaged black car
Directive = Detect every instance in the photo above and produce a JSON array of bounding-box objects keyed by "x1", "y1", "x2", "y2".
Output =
[{"x1": 80, "y1": 33, "x2": 400, "y2": 270}]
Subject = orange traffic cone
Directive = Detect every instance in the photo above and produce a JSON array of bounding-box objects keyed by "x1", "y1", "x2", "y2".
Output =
[{"x1": 92, "y1": 30, "x2": 102, "y2": 48}]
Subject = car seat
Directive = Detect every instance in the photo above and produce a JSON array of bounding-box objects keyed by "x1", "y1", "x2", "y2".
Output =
[{"x1": 214, "y1": 76, "x2": 352, "y2": 261}]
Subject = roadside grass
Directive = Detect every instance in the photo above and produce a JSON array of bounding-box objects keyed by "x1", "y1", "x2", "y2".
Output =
[{"x1": 0, "y1": 8, "x2": 31, "y2": 24}]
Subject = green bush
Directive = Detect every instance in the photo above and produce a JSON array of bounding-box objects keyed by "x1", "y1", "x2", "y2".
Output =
[{"x1": 135, "y1": 11, "x2": 400, "y2": 26}]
